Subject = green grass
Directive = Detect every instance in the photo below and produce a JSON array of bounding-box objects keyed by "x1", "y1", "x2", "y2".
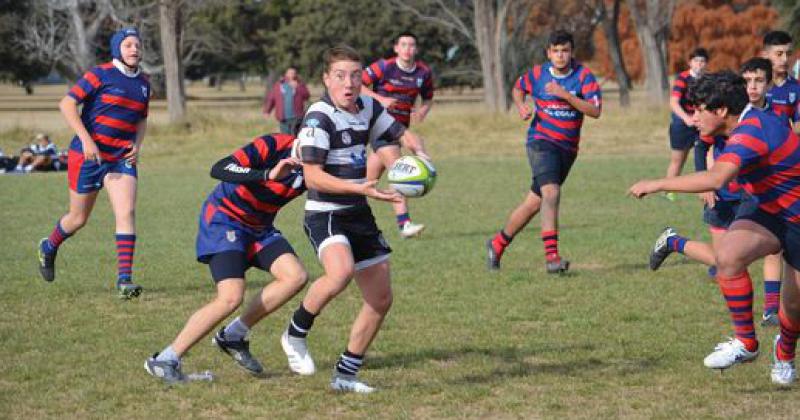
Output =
[{"x1": 1, "y1": 97, "x2": 798, "y2": 419}]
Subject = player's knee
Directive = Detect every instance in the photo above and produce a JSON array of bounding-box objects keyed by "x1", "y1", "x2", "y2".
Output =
[
  {"x1": 714, "y1": 249, "x2": 747, "y2": 276},
  {"x1": 370, "y1": 289, "x2": 393, "y2": 315},
  {"x1": 540, "y1": 186, "x2": 560, "y2": 203},
  {"x1": 280, "y1": 269, "x2": 308, "y2": 290},
  {"x1": 65, "y1": 212, "x2": 89, "y2": 229},
  {"x1": 216, "y1": 292, "x2": 244, "y2": 313}
]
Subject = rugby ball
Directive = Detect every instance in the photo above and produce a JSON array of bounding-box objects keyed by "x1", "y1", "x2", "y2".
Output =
[{"x1": 387, "y1": 156, "x2": 437, "y2": 197}]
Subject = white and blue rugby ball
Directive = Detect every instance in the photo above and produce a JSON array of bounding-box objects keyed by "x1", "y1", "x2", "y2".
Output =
[{"x1": 387, "y1": 155, "x2": 437, "y2": 197}]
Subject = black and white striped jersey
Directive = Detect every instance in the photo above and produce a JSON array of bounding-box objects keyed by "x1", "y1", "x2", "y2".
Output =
[{"x1": 298, "y1": 93, "x2": 405, "y2": 212}]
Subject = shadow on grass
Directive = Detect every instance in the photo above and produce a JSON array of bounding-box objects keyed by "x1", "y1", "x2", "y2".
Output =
[{"x1": 370, "y1": 343, "x2": 664, "y2": 384}]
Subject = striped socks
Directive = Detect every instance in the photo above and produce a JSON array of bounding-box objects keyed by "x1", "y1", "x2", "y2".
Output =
[
  {"x1": 542, "y1": 230, "x2": 559, "y2": 261},
  {"x1": 116, "y1": 233, "x2": 136, "y2": 283},
  {"x1": 396, "y1": 213, "x2": 411, "y2": 229},
  {"x1": 490, "y1": 230, "x2": 513, "y2": 257},
  {"x1": 764, "y1": 280, "x2": 781, "y2": 313},
  {"x1": 668, "y1": 235, "x2": 688, "y2": 253},
  {"x1": 777, "y1": 309, "x2": 800, "y2": 362},
  {"x1": 42, "y1": 221, "x2": 71, "y2": 254},
  {"x1": 335, "y1": 349, "x2": 364, "y2": 377},
  {"x1": 717, "y1": 272, "x2": 757, "y2": 352}
]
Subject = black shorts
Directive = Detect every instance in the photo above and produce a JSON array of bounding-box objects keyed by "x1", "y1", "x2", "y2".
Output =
[
  {"x1": 669, "y1": 120, "x2": 699, "y2": 151},
  {"x1": 526, "y1": 141, "x2": 577, "y2": 196},
  {"x1": 703, "y1": 197, "x2": 758, "y2": 230},
  {"x1": 734, "y1": 206, "x2": 800, "y2": 271},
  {"x1": 207, "y1": 237, "x2": 296, "y2": 283},
  {"x1": 303, "y1": 206, "x2": 392, "y2": 271}
]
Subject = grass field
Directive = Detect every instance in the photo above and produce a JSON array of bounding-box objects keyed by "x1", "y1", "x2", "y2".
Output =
[{"x1": 1, "y1": 84, "x2": 798, "y2": 419}]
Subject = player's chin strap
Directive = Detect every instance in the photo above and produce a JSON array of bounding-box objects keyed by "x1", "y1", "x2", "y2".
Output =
[{"x1": 112, "y1": 58, "x2": 141, "y2": 78}]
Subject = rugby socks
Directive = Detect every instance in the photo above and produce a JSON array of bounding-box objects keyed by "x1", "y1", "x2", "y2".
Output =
[
  {"x1": 542, "y1": 230, "x2": 559, "y2": 261},
  {"x1": 223, "y1": 317, "x2": 250, "y2": 341},
  {"x1": 764, "y1": 280, "x2": 781, "y2": 313},
  {"x1": 396, "y1": 213, "x2": 411, "y2": 229},
  {"x1": 717, "y1": 272, "x2": 758, "y2": 352},
  {"x1": 155, "y1": 345, "x2": 180, "y2": 363},
  {"x1": 667, "y1": 235, "x2": 688, "y2": 254},
  {"x1": 335, "y1": 349, "x2": 364, "y2": 376},
  {"x1": 490, "y1": 230, "x2": 513, "y2": 257},
  {"x1": 43, "y1": 221, "x2": 72, "y2": 254},
  {"x1": 777, "y1": 309, "x2": 800, "y2": 362},
  {"x1": 115, "y1": 233, "x2": 136, "y2": 283},
  {"x1": 288, "y1": 304, "x2": 316, "y2": 338}
]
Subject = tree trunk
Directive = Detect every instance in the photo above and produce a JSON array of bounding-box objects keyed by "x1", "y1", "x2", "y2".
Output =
[
  {"x1": 627, "y1": 0, "x2": 669, "y2": 103},
  {"x1": 65, "y1": 0, "x2": 95, "y2": 79},
  {"x1": 474, "y1": 0, "x2": 502, "y2": 111},
  {"x1": 159, "y1": 0, "x2": 186, "y2": 123},
  {"x1": 601, "y1": 0, "x2": 631, "y2": 106}
]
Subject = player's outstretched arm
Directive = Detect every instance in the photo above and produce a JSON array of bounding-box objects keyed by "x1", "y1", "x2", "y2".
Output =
[{"x1": 629, "y1": 161, "x2": 738, "y2": 198}]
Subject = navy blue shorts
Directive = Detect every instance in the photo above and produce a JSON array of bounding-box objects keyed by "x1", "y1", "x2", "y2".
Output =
[
  {"x1": 669, "y1": 120, "x2": 699, "y2": 151},
  {"x1": 526, "y1": 141, "x2": 576, "y2": 196},
  {"x1": 734, "y1": 206, "x2": 800, "y2": 271},
  {"x1": 196, "y1": 200, "x2": 295, "y2": 281},
  {"x1": 703, "y1": 196, "x2": 758, "y2": 230},
  {"x1": 68, "y1": 149, "x2": 137, "y2": 193}
]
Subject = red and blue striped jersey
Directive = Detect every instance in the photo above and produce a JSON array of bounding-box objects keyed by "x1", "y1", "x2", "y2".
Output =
[
  {"x1": 717, "y1": 107, "x2": 800, "y2": 222},
  {"x1": 671, "y1": 70, "x2": 697, "y2": 123},
  {"x1": 766, "y1": 76, "x2": 800, "y2": 125},
  {"x1": 362, "y1": 57, "x2": 434, "y2": 127},
  {"x1": 207, "y1": 134, "x2": 305, "y2": 231},
  {"x1": 67, "y1": 62, "x2": 150, "y2": 162},
  {"x1": 699, "y1": 134, "x2": 743, "y2": 202},
  {"x1": 516, "y1": 61, "x2": 601, "y2": 153}
]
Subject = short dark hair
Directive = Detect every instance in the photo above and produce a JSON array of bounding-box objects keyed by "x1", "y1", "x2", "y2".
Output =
[
  {"x1": 395, "y1": 31, "x2": 418, "y2": 44},
  {"x1": 688, "y1": 71, "x2": 749, "y2": 115},
  {"x1": 322, "y1": 45, "x2": 362, "y2": 74},
  {"x1": 763, "y1": 30, "x2": 792, "y2": 47},
  {"x1": 740, "y1": 57, "x2": 773, "y2": 84},
  {"x1": 548, "y1": 30, "x2": 574, "y2": 49},
  {"x1": 689, "y1": 48, "x2": 709, "y2": 60}
]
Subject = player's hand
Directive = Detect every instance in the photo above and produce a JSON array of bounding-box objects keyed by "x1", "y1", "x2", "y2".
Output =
[
  {"x1": 123, "y1": 143, "x2": 140, "y2": 165},
  {"x1": 411, "y1": 110, "x2": 426, "y2": 124},
  {"x1": 82, "y1": 140, "x2": 101, "y2": 164},
  {"x1": 268, "y1": 157, "x2": 302, "y2": 180},
  {"x1": 517, "y1": 103, "x2": 533, "y2": 120},
  {"x1": 361, "y1": 180, "x2": 403, "y2": 203},
  {"x1": 628, "y1": 179, "x2": 662, "y2": 199},
  {"x1": 545, "y1": 81, "x2": 569, "y2": 99},
  {"x1": 377, "y1": 95, "x2": 397, "y2": 109},
  {"x1": 698, "y1": 191, "x2": 717, "y2": 208},
  {"x1": 415, "y1": 151, "x2": 432, "y2": 162}
]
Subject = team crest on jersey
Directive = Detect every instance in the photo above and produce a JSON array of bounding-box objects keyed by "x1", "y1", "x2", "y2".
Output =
[
  {"x1": 790, "y1": 92, "x2": 797, "y2": 103},
  {"x1": 226, "y1": 230, "x2": 237, "y2": 242},
  {"x1": 416, "y1": 78, "x2": 423, "y2": 88},
  {"x1": 141, "y1": 86, "x2": 148, "y2": 98},
  {"x1": 350, "y1": 150, "x2": 367, "y2": 168},
  {"x1": 342, "y1": 131, "x2": 352, "y2": 145}
]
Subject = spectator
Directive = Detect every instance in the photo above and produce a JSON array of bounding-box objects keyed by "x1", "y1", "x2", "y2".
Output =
[
  {"x1": 263, "y1": 67, "x2": 310, "y2": 134},
  {"x1": 16, "y1": 133, "x2": 59, "y2": 172}
]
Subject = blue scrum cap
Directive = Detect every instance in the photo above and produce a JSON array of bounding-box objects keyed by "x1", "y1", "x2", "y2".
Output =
[{"x1": 110, "y1": 27, "x2": 140, "y2": 61}]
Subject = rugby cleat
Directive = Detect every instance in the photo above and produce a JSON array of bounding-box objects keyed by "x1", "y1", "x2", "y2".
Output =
[
  {"x1": 280, "y1": 330, "x2": 316, "y2": 375},
  {"x1": 703, "y1": 337, "x2": 759, "y2": 370},
  {"x1": 771, "y1": 335, "x2": 796, "y2": 386},
  {"x1": 761, "y1": 309, "x2": 779, "y2": 327},
  {"x1": 37, "y1": 238, "x2": 56, "y2": 282},
  {"x1": 144, "y1": 353, "x2": 186, "y2": 384},
  {"x1": 117, "y1": 280, "x2": 142, "y2": 299},
  {"x1": 212, "y1": 329, "x2": 264, "y2": 376},
  {"x1": 330, "y1": 373, "x2": 376, "y2": 394},
  {"x1": 546, "y1": 257, "x2": 570, "y2": 274},
  {"x1": 399, "y1": 221, "x2": 425, "y2": 239},
  {"x1": 486, "y1": 239, "x2": 501, "y2": 270},
  {"x1": 649, "y1": 227, "x2": 677, "y2": 271}
]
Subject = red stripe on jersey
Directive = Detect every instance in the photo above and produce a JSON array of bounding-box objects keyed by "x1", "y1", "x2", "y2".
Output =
[
  {"x1": 535, "y1": 99, "x2": 570, "y2": 108},
  {"x1": 273, "y1": 133, "x2": 295, "y2": 150},
  {"x1": 717, "y1": 153, "x2": 742, "y2": 167},
  {"x1": 265, "y1": 180, "x2": 300, "y2": 198},
  {"x1": 83, "y1": 71, "x2": 101, "y2": 88},
  {"x1": 204, "y1": 203, "x2": 217, "y2": 224},
  {"x1": 739, "y1": 117, "x2": 762, "y2": 129},
  {"x1": 768, "y1": 131, "x2": 800, "y2": 165},
  {"x1": 537, "y1": 125, "x2": 571, "y2": 141},
  {"x1": 730, "y1": 133, "x2": 769, "y2": 156},
  {"x1": 369, "y1": 61, "x2": 384, "y2": 80},
  {"x1": 96, "y1": 116, "x2": 137, "y2": 133},
  {"x1": 92, "y1": 133, "x2": 131, "y2": 148},
  {"x1": 533, "y1": 65, "x2": 541, "y2": 81},
  {"x1": 232, "y1": 149, "x2": 250, "y2": 167},
  {"x1": 700, "y1": 135, "x2": 715, "y2": 145},
  {"x1": 101, "y1": 94, "x2": 146, "y2": 112},
  {"x1": 235, "y1": 186, "x2": 281, "y2": 213},
  {"x1": 254, "y1": 138, "x2": 270, "y2": 161},
  {"x1": 381, "y1": 84, "x2": 420, "y2": 96},
  {"x1": 99, "y1": 151, "x2": 118, "y2": 161},
  {"x1": 70, "y1": 85, "x2": 87, "y2": 100},
  {"x1": 581, "y1": 81, "x2": 599, "y2": 95},
  {"x1": 99, "y1": 62, "x2": 114, "y2": 69}
]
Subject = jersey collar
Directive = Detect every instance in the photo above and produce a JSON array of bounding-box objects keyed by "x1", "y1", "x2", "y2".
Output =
[
  {"x1": 112, "y1": 59, "x2": 141, "y2": 78},
  {"x1": 322, "y1": 92, "x2": 365, "y2": 113}
]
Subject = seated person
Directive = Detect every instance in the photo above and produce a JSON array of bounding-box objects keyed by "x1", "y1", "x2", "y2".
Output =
[{"x1": 16, "y1": 133, "x2": 58, "y2": 172}]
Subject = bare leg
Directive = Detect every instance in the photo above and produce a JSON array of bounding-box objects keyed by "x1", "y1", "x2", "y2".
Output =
[
  {"x1": 302, "y1": 243, "x2": 355, "y2": 314},
  {"x1": 666, "y1": 149, "x2": 689, "y2": 178},
  {"x1": 539, "y1": 183, "x2": 561, "y2": 234},
  {"x1": 502, "y1": 191, "x2": 542, "y2": 237},
  {"x1": 239, "y1": 254, "x2": 308, "y2": 327},
  {"x1": 171, "y1": 279, "x2": 245, "y2": 356},
  {"x1": 105, "y1": 173, "x2": 137, "y2": 234},
  {"x1": 345, "y1": 260, "x2": 393, "y2": 355}
]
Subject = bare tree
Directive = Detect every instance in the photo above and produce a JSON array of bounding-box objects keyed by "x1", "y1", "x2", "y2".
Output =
[
  {"x1": 596, "y1": 0, "x2": 631, "y2": 106},
  {"x1": 626, "y1": 0, "x2": 675, "y2": 102},
  {"x1": 159, "y1": 0, "x2": 185, "y2": 123},
  {"x1": 389, "y1": 0, "x2": 533, "y2": 112}
]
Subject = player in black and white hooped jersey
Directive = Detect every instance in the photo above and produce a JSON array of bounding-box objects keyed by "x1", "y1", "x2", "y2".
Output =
[{"x1": 279, "y1": 45, "x2": 429, "y2": 394}]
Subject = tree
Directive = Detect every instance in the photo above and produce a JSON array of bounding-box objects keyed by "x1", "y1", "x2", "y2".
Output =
[
  {"x1": 0, "y1": 1, "x2": 49, "y2": 93},
  {"x1": 626, "y1": 0, "x2": 675, "y2": 103},
  {"x1": 596, "y1": 0, "x2": 631, "y2": 106},
  {"x1": 159, "y1": 0, "x2": 185, "y2": 123}
]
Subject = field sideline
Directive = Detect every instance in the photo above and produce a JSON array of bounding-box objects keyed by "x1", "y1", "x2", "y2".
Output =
[{"x1": 1, "y1": 85, "x2": 797, "y2": 418}]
